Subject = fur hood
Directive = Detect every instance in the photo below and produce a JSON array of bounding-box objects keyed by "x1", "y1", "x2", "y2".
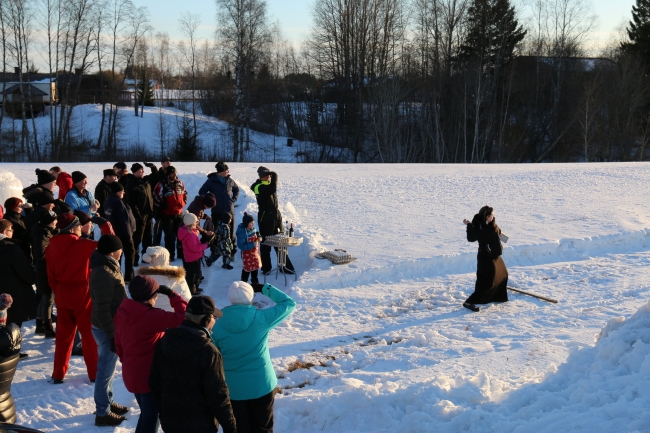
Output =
[{"x1": 136, "y1": 265, "x2": 185, "y2": 281}]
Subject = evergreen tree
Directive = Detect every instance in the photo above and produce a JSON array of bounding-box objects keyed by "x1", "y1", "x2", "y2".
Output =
[
  {"x1": 459, "y1": 0, "x2": 526, "y2": 69},
  {"x1": 175, "y1": 115, "x2": 198, "y2": 161},
  {"x1": 136, "y1": 72, "x2": 155, "y2": 107},
  {"x1": 622, "y1": 0, "x2": 650, "y2": 63}
]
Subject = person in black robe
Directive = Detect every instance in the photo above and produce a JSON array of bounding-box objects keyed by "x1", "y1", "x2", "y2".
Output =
[{"x1": 462, "y1": 205, "x2": 508, "y2": 312}]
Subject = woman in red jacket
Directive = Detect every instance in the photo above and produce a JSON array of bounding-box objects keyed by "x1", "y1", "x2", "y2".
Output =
[{"x1": 114, "y1": 275, "x2": 187, "y2": 433}]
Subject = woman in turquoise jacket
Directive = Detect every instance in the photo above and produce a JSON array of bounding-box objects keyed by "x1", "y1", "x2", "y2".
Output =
[{"x1": 212, "y1": 281, "x2": 295, "y2": 433}]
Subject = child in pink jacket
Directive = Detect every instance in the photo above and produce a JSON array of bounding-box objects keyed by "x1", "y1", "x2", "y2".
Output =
[{"x1": 177, "y1": 213, "x2": 210, "y2": 294}]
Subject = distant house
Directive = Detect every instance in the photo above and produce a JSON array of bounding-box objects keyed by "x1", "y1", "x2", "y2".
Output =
[
  {"x1": 56, "y1": 72, "x2": 132, "y2": 106},
  {"x1": 124, "y1": 79, "x2": 159, "y2": 91},
  {"x1": 2, "y1": 84, "x2": 47, "y2": 118}
]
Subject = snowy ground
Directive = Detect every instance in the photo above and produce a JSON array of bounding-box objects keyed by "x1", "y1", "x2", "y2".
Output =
[{"x1": 2, "y1": 162, "x2": 650, "y2": 432}]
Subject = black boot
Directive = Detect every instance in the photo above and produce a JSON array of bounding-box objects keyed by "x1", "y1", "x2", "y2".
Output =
[
  {"x1": 35, "y1": 319, "x2": 45, "y2": 335},
  {"x1": 205, "y1": 252, "x2": 220, "y2": 267},
  {"x1": 44, "y1": 319, "x2": 56, "y2": 338}
]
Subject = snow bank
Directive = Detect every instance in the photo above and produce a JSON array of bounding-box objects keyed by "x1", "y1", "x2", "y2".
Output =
[{"x1": 0, "y1": 171, "x2": 24, "y2": 207}]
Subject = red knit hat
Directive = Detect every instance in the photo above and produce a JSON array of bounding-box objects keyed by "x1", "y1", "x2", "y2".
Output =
[{"x1": 56, "y1": 213, "x2": 80, "y2": 233}]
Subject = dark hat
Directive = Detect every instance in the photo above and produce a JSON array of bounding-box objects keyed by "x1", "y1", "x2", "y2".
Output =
[
  {"x1": 103, "y1": 169, "x2": 117, "y2": 178},
  {"x1": 114, "y1": 162, "x2": 127, "y2": 171},
  {"x1": 257, "y1": 166, "x2": 271, "y2": 177},
  {"x1": 38, "y1": 210, "x2": 57, "y2": 225},
  {"x1": 187, "y1": 295, "x2": 222, "y2": 318},
  {"x1": 35, "y1": 169, "x2": 56, "y2": 186},
  {"x1": 97, "y1": 234, "x2": 123, "y2": 255},
  {"x1": 56, "y1": 213, "x2": 80, "y2": 232},
  {"x1": 131, "y1": 162, "x2": 144, "y2": 173},
  {"x1": 128, "y1": 275, "x2": 159, "y2": 302},
  {"x1": 221, "y1": 212, "x2": 232, "y2": 224},
  {"x1": 161, "y1": 156, "x2": 172, "y2": 163},
  {"x1": 109, "y1": 182, "x2": 124, "y2": 193},
  {"x1": 242, "y1": 212, "x2": 254, "y2": 226},
  {"x1": 203, "y1": 192, "x2": 216, "y2": 208},
  {"x1": 215, "y1": 162, "x2": 229, "y2": 173},
  {"x1": 73, "y1": 210, "x2": 92, "y2": 225},
  {"x1": 71, "y1": 171, "x2": 87, "y2": 184},
  {"x1": 34, "y1": 191, "x2": 56, "y2": 206},
  {"x1": 4, "y1": 197, "x2": 22, "y2": 211},
  {"x1": 165, "y1": 166, "x2": 177, "y2": 176}
]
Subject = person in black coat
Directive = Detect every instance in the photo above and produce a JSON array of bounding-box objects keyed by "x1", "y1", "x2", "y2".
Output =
[
  {"x1": 250, "y1": 166, "x2": 294, "y2": 275},
  {"x1": 114, "y1": 162, "x2": 130, "y2": 190},
  {"x1": 104, "y1": 182, "x2": 137, "y2": 281},
  {"x1": 462, "y1": 205, "x2": 509, "y2": 312},
  {"x1": 31, "y1": 210, "x2": 58, "y2": 338},
  {"x1": 126, "y1": 163, "x2": 157, "y2": 264},
  {"x1": 3, "y1": 198, "x2": 32, "y2": 263},
  {"x1": 0, "y1": 220, "x2": 37, "y2": 331},
  {"x1": 0, "y1": 293, "x2": 23, "y2": 423},
  {"x1": 94, "y1": 169, "x2": 119, "y2": 217},
  {"x1": 198, "y1": 162, "x2": 239, "y2": 250},
  {"x1": 149, "y1": 296, "x2": 236, "y2": 433},
  {"x1": 149, "y1": 157, "x2": 171, "y2": 247}
]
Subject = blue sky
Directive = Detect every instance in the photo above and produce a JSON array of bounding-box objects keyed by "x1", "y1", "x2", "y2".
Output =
[{"x1": 140, "y1": 0, "x2": 635, "y2": 51}]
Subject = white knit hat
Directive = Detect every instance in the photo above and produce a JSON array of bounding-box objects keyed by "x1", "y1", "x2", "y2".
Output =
[
  {"x1": 183, "y1": 212, "x2": 198, "y2": 226},
  {"x1": 142, "y1": 246, "x2": 170, "y2": 267},
  {"x1": 228, "y1": 281, "x2": 254, "y2": 305}
]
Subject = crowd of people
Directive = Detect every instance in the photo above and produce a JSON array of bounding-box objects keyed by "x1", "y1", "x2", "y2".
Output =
[{"x1": 0, "y1": 160, "x2": 302, "y2": 432}]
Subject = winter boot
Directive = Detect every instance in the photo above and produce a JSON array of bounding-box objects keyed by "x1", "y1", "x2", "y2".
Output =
[
  {"x1": 463, "y1": 302, "x2": 480, "y2": 312},
  {"x1": 205, "y1": 251, "x2": 220, "y2": 267},
  {"x1": 222, "y1": 256, "x2": 233, "y2": 270},
  {"x1": 44, "y1": 320, "x2": 56, "y2": 339},
  {"x1": 222, "y1": 263, "x2": 234, "y2": 270},
  {"x1": 110, "y1": 402, "x2": 129, "y2": 415},
  {"x1": 95, "y1": 412, "x2": 126, "y2": 426},
  {"x1": 35, "y1": 319, "x2": 45, "y2": 335}
]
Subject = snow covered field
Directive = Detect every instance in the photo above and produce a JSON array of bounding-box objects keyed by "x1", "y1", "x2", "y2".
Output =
[{"x1": 2, "y1": 162, "x2": 650, "y2": 432}]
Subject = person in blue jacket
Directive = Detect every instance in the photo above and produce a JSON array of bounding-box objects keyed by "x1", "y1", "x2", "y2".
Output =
[
  {"x1": 198, "y1": 162, "x2": 239, "y2": 256},
  {"x1": 65, "y1": 171, "x2": 98, "y2": 218},
  {"x1": 212, "y1": 281, "x2": 295, "y2": 433}
]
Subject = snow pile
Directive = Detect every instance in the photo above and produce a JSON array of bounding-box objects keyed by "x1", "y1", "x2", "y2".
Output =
[{"x1": 0, "y1": 170, "x2": 24, "y2": 207}]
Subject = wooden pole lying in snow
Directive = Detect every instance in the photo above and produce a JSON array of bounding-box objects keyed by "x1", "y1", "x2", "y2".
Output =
[{"x1": 507, "y1": 286, "x2": 558, "y2": 304}]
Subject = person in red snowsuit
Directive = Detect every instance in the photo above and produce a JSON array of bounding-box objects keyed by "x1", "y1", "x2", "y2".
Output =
[{"x1": 45, "y1": 213, "x2": 112, "y2": 383}]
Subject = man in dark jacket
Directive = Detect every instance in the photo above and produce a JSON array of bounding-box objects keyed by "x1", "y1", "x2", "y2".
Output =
[
  {"x1": 149, "y1": 295, "x2": 236, "y2": 433},
  {"x1": 126, "y1": 163, "x2": 156, "y2": 264},
  {"x1": 114, "y1": 162, "x2": 130, "y2": 190},
  {"x1": 150, "y1": 157, "x2": 171, "y2": 247},
  {"x1": 104, "y1": 182, "x2": 136, "y2": 281},
  {"x1": 251, "y1": 166, "x2": 295, "y2": 275},
  {"x1": 94, "y1": 169, "x2": 118, "y2": 217},
  {"x1": 199, "y1": 162, "x2": 239, "y2": 250},
  {"x1": 0, "y1": 220, "x2": 36, "y2": 349},
  {"x1": 153, "y1": 166, "x2": 187, "y2": 261},
  {"x1": 3, "y1": 197, "x2": 32, "y2": 262},
  {"x1": 89, "y1": 235, "x2": 129, "y2": 427},
  {"x1": 32, "y1": 210, "x2": 58, "y2": 338}
]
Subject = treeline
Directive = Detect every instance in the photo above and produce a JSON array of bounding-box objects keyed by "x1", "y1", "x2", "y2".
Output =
[{"x1": 1, "y1": 0, "x2": 649, "y2": 162}]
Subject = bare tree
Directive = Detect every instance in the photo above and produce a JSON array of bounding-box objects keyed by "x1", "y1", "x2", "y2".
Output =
[{"x1": 178, "y1": 11, "x2": 200, "y2": 145}]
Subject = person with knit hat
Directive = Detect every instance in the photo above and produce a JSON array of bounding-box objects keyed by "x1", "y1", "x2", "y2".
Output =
[
  {"x1": 94, "y1": 169, "x2": 118, "y2": 217},
  {"x1": 136, "y1": 246, "x2": 192, "y2": 312},
  {"x1": 199, "y1": 161, "x2": 239, "y2": 252},
  {"x1": 236, "y1": 212, "x2": 262, "y2": 284},
  {"x1": 153, "y1": 166, "x2": 187, "y2": 261},
  {"x1": 114, "y1": 275, "x2": 187, "y2": 433},
  {"x1": 113, "y1": 162, "x2": 129, "y2": 190},
  {"x1": 0, "y1": 220, "x2": 36, "y2": 359},
  {"x1": 3, "y1": 197, "x2": 32, "y2": 262},
  {"x1": 177, "y1": 212, "x2": 210, "y2": 294},
  {"x1": 0, "y1": 293, "x2": 24, "y2": 423},
  {"x1": 104, "y1": 181, "x2": 137, "y2": 281},
  {"x1": 49, "y1": 166, "x2": 73, "y2": 200},
  {"x1": 46, "y1": 212, "x2": 108, "y2": 384},
  {"x1": 212, "y1": 282, "x2": 296, "y2": 432},
  {"x1": 251, "y1": 166, "x2": 296, "y2": 275},
  {"x1": 125, "y1": 162, "x2": 158, "y2": 265},
  {"x1": 89, "y1": 234, "x2": 130, "y2": 426},
  {"x1": 149, "y1": 295, "x2": 235, "y2": 433},
  {"x1": 32, "y1": 209, "x2": 58, "y2": 338},
  {"x1": 65, "y1": 171, "x2": 98, "y2": 225},
  {"x1": 21, "y1": 169, "x2": 57, "y2": 212}
]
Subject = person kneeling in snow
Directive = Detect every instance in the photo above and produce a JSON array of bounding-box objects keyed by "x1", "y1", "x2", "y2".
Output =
[
  {"x1": 212, "y1": 282, "x2": 296, "y2": 433},
  {"x1": 136, "y1": 246, "x2": 192, "y2": 311},
  {"x1": 149, "y1": 295, "x2": 236, "y2": 433}
]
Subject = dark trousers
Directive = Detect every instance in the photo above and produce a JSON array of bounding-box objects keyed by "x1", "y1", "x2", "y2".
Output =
[
  {"x1": 184, "y1": 259, "x2": 202, "y2": 293},
  {"x1": 153, "y1": 216, "x2": 163, "y2": 246},
  {"x1": 260, "y1": 244, "x2": 294, "y2": 275},
  {"x1": 37, "y1": 291, "x2": 54, "y2": 321},
  {"x1": 119, "y1": 236, "x2": 136, "y2": 281},
  {"x1": 160, "y1": 214, "x2": 182, "y2": 260},
  {"x1": 134, "y1": 392, "x2": 160, "y2": 433},
  {"x1": 132, "y1": 214, "x2": 153, "y2": 263},
  {"x1": 212, "y1": 210, "x2": 236, "y2": 243},
  {"x1": 241, "y1": 269, "x2": 259, "y2": 284},
  {"x1": 231, "y1": 391, "x2": 274, "y2": 433}
]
